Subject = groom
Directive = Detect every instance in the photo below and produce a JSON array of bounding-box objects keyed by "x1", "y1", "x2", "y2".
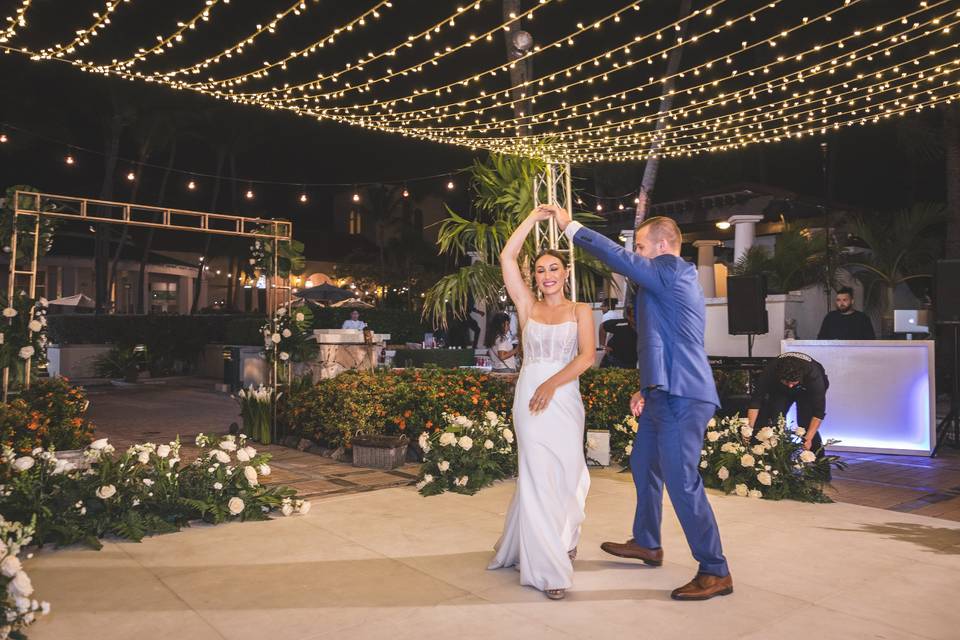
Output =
[{"x1": 546, "y1": 205, "x2": 732, "y2": 601}]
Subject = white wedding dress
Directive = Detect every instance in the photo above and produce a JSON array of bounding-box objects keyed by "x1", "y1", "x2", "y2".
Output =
[{"x1": 488, "y1": 318, "x2": 591, "y2": 591}]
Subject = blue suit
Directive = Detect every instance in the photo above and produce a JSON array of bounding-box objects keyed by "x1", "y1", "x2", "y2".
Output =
[{"x1": 567, "y1": 222, "x2": 729, "y2": 577}]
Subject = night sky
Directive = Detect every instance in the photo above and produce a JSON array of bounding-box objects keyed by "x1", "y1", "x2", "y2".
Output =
[{"x1": 0, "y1": 0, "x2": 950, "y2": 258}]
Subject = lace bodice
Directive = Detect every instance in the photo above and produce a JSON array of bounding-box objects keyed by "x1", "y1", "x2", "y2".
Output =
[{"x1": 522, "y1": 319, "x2": 579, "y2": 366}]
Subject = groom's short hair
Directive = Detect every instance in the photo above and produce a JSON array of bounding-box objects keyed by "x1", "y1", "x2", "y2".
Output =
[{"x1": 637, "y1": 216, "x2": 682, "y2": 249}]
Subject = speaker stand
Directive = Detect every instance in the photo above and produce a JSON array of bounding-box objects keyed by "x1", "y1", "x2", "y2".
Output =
[
  {"x1": 933, "y1": 322, "x2": 960, "y2": 457},
  {"x1": 746, "y1": 334, "x2": 756, "y2": 358}
]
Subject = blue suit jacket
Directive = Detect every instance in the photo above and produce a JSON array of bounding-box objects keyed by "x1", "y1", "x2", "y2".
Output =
[{"x1": 571, "y1": 224, "x2": 720, "y2": 407}]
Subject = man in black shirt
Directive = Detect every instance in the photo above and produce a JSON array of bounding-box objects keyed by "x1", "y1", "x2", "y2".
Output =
[
  {"x1": 600, "y1": 305, "x2": 638, "y2": 369},
  {"x1": 817, "y1": 287, "x2": 875, "y2": 340},
  {"x1": 747, "y1": 352, "x2": 829, "y2": 455}
]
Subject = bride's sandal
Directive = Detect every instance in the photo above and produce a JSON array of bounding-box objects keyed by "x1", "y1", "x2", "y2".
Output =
[
  {"x1": 545, "y1": 589, "x2": 566, "y2": 600},
  {"x1": 568, "y1": 547, "x2": 578, "y2": 561}
]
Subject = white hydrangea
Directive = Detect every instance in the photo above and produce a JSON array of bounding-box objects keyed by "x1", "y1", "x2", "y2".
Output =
[
  {"x1": 453, "y1": 475, "x2": 469, "y2": 487},
  {"x1": 756, "y1": 426, "x2": 775, "y2": 442},
  {"x1": 734, "y1": 483, "x2": 748, "y2": 497},
  {"x1": 458, "y1": 436, "x2": 473, "y2": 451},
  {"x1": 228, "y1": 497, "x2": 245, "y2": 515},
  {"x1": 483, "y1": 439, "x2": 494, "y2": 450},
  {"x1": 748, "y1": 489, "x2": 763, "y2": 499},
  {"x1": 95, "y1": 485, "x2": 117, "y2": 500},
  {"x1": 418, "y1": 432, "x2": 431, "y2": 453},
  {"x1": 484, "y1": 411, "x2": 499, "y2": 426},
  {"x1": 740, "y1": 454, "x2": 756, "y2": 468},
  {"x1": 751, "y1": 444, "x2": 766, "y2": 456},
  {"x1": 757, "y1": 471, "x2": 773, "y2": 486},
  {"x1": 799, "y1": 450, "x2": 817, "y2": 464},
  {"x1": 706, "y1": 431, "x2": 721, "y2": 442},
  {"x1": 438, "y1": 432, "x2": 457, "y2": 447},
  {"x1": 501, "y1": 428, "x2": 514, "y2": 444},
  {"x1": 437, "y1": 461, "x2": 450, "y2": 472},
  {"x1": 717, "y1": 467, "x2": 729, "y2": 481}
]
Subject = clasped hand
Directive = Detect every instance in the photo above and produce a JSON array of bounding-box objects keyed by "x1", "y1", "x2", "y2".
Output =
[{"x1": 532, "y1": 204, "x2": 573, "y2": 230}]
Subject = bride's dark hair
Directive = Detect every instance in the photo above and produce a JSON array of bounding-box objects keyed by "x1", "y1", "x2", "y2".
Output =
[{"x1": 534, "y1": 249, "x2": 569, "y2": 268}]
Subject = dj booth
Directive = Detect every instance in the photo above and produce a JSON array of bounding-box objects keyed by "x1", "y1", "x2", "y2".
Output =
[{"x1": 709, "y1": 342, "x2": 937, "y2": 456}]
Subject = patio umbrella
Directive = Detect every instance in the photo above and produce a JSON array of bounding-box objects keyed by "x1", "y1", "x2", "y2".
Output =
[
  {"x1": 328, "y1": 298, "x2": 375, "y2": 309},
  {"x1": 295, "y1": 283, "x2": 353, "y2": 303},
  {"x1": 47, "y1": 294, "x2": 95, "y2": 308}
]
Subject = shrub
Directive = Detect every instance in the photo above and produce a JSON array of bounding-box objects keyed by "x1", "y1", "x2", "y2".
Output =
[
  {"x1": 416, "y1": 412, "x2": 516, "y2": 496},
  {"x1": 1, "y1": 378, "x2": 95, "y2": 453}
]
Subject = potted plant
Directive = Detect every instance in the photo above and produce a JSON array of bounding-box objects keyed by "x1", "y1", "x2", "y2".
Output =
[{"x1": 93, "y1": 345, "x2": 140, "y2": 383}]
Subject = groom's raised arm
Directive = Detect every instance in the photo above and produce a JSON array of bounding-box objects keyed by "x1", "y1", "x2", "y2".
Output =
[{"x1": 562, "y1": 221, "x2": 670, "y2": 293}]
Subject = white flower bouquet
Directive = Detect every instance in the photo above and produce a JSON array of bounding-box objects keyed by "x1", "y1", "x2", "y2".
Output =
[
  {"x1": 416, "y1": 411, "x2": 516, "y2": 496},
  {"x1": 259, "y1": 303, "x2": 316, "y2": 369},
  {"x1": 0, "y1": 516, "x2": 50, "y2": 638},
  {"x1": 606, "y1": 413, "x2": 846, "y2": 503},
  {"x1": 236, "y1": 384, "x2": 275, "y2": 444}
]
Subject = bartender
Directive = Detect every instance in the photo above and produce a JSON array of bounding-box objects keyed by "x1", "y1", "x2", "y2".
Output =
[
  {"x1": 747, "y1": 352, "x2": 829, "y2": 454},
  {"x1": 817, "y1": 287, "x2": 875, "y2": 340}
]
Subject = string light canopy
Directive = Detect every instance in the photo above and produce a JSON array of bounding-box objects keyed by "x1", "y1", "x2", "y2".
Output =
[{"x1": 3, "y1": 0, "x2": 958, "y2": 164}]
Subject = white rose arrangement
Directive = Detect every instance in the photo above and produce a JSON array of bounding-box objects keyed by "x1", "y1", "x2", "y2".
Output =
[{"x1": 417, "y1": 412, "x2": 515, "y2": 496}]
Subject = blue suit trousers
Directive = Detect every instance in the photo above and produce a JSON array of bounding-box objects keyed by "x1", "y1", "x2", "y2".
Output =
[{"x1": 629, "y1": 389, "x2": 729, "y2": 577}]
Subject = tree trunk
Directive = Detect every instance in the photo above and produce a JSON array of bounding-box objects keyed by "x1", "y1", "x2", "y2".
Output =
[
  {"x1": 137, "y1": 138, "x2": 177, "y2": 314},
  {"x1": 633, "y1": 0, "x2": 693, "y2": 228},
  {"x1": 502, "y1": 0, "x2": 533, "y2": 135},
  {"x1": 108, "y1": 133, "x2": 153, "y2": 310},
  {"x1": 96, "y1": 98, "x2": 127, "y2": 315},
  {"x1": 946, "y1": 103, "x2": 960, "y2": 259},
  {"x1": 191, "y1": 149, "x2": 225, "y2": 314}
]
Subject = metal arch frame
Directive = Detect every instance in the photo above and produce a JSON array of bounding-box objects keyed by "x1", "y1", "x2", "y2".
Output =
[
  {"x1": 532, "y1": 162, "x2": 576, "y2": 301},
  {"x1": 4, "y1": 191, "x2": 293, "y2": 440}
]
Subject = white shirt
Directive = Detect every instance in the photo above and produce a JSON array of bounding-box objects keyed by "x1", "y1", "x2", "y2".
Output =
[
  {"x1": 489, "y1": 335, "x2": 517, "y2": 371},
  {"x1": 341, "y1": 319, "x2": 366, "y2": 330}
]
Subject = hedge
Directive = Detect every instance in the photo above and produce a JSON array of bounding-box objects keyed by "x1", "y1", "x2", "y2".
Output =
[
  {"x1": 283, "y1": 367, "x2": 751, "y2": 450},
  {"x1": 392, "y1": 349, "x2": 475, "y2": 368}
]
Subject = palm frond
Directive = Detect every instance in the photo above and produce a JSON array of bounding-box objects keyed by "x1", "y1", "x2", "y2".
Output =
[{"x1": 422, "y1": 262, "x2": 504, "y2": 329}]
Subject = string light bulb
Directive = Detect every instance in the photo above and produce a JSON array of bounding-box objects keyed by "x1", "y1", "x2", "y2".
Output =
[
  {"x1": 352, "y1": 188, "x2": 360, "y2": 202},
  {"x1": 299, "y1": 191, "x2": 308, "y2": 203},
  {"x1": 126, "y1": 170, "x2": 136, "y2": 181},
  {"x1": 716, "y1": 221, "x2": 732, "y2": 230},
  {"x1": 596, "y1": 203, "x2": 603, "y2": 212},
  {"x1": 0, "y1": 133, "x2": 7, "y2": 144},
  {"x1": 187, "y1": 179, "x2": 196, "y2": 190},
  {"x1": 402, "y1": 185, "x2": 409, "y2": 198},
  {"x1": 246, "y1": 187, "x2": 255, "y2": 200},
  {"x1": 447, "y1": 176, "x2": 455, "y2": 190},
  {"x1": 65, "y1": 151, "x2": 75, "y2": 165},
  {"x1": 618, "y1": 203, "x2": 625, "y2": 210}
]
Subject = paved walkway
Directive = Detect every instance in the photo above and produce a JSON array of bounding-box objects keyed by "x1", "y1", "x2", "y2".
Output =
[
  {"x1": 84, "y1": 379, "x2": 419, "y2": 502},
  {"x1": 26, "y1": 472, "x2": 960, "y2": 640}
]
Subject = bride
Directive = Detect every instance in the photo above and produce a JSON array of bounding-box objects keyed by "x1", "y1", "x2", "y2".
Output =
[{"x1": 487, "y1": 205, "x2": 596, "y2": 600}]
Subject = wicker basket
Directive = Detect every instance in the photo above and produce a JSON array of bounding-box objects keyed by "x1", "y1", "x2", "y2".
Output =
[{"x1": 352, "y1": 434, "x2": 408, "y2": 469}]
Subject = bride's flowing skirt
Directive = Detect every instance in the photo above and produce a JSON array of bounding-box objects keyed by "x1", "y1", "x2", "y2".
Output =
[{"x1": 487, "y1": 361, "x2": 590, "y2": 591}]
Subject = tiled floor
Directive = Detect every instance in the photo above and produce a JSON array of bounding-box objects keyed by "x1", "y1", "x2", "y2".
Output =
[
  {"x1": 26, "y1": 472, "x2": 960, "y2": 640},
  {"x1": 827, "y1": 447, "x2": 960, "y2": 521}
]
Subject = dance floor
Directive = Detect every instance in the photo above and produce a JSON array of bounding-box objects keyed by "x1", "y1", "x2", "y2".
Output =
[{"x1": 27, "y1": 469, "x2": 960, "y2": 640}]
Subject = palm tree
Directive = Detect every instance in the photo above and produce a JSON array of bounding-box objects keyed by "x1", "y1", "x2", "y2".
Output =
[
  {"x1": 423, "y1": 154, "x2": 610, "y2": 328},
  {"x1": 842, "y1": 203, "x2": 945, "y2": 336},
  {"x1": 731, "y1": 219, "x2": 828, "y2": 294},
  {"x1": 632, "y1": 0, "x2": 693, "y2": 227}
]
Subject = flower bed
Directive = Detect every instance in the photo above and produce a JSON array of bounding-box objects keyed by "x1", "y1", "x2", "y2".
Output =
[
  {"x1": 0, "y1": 378, "x2": 95, "y2": 454},
  {"x1": 284, "y1": 368, "x2": 513, "y2": 449}
]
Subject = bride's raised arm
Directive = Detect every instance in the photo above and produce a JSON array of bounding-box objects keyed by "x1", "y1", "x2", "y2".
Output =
[{"x1": 500, "y1": 207, "x2": 551, "y2": 326}]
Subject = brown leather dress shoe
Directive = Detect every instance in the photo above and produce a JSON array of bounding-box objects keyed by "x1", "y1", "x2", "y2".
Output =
[
  {"x1": 599, "y1": 539, "x2": 663, "y2": 566},
  {"x1": 670, "y1": 573, "x2": 733, "y2": 601}
]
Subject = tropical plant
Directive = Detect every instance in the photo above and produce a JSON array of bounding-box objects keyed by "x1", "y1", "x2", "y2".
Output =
[
  {"x1": 842, "y1": 203, "x2": 945, "y2": 336},
  {"x1": 423, "y1": 154, "x2": 610, "y2": 327},
  {"x1": 0, "y1": 186, "x2": 58, "y2": 263},
  {"x1": 731, "y1": 219, "x2": 827, "y2": 294},
  {"x1": 93, "y1": 345, "x2": 140, "y2": 382}
]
